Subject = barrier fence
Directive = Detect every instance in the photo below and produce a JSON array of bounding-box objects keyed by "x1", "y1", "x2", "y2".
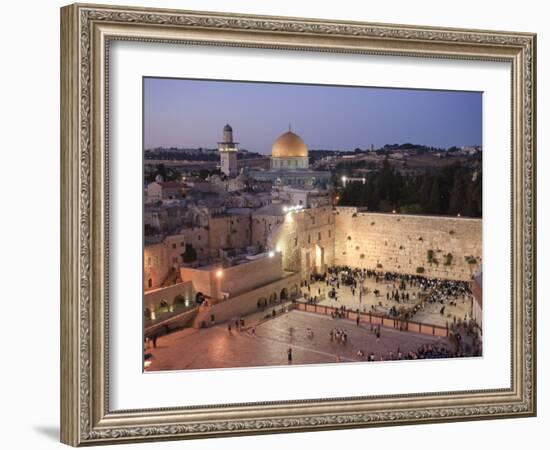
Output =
[{"x1": 293, "y1": 301, "x2": 449, "y2": 338}]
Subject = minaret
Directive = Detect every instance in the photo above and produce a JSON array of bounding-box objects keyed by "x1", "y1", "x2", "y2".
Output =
[{"x1": 218, "y1": 123, "x2": 239, "y2": 177}]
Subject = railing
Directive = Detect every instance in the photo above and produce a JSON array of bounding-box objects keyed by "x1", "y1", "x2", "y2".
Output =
[{"x1": 293, "y1": 301, "x2": 449, "y2": 338}]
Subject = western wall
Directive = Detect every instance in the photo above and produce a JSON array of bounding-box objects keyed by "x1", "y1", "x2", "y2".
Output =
[{"x1": 333, "y1": 207, "x2": 482, "y2": 281}]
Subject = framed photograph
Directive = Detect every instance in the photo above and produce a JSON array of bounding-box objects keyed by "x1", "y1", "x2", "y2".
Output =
[{"x1": 60, "y1": 3, "x2": 536, "y2": 446}]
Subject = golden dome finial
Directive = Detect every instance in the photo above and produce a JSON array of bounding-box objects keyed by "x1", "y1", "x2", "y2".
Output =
[{"x1": 272, "y1": 129, "x2": 308, "y2": 158}]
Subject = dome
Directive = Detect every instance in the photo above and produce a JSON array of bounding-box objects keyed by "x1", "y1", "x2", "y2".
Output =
[
  {"x1": 223, "y1": 123, "x2": 233, "y2": 132},
  {"x1": 272, "y1": 131, "x2": 308, "y2": 158}
]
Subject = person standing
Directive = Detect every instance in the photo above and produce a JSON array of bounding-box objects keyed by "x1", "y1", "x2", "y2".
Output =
[{"x1": 287, "y1": 347, "x2": 293, "y2": 364}]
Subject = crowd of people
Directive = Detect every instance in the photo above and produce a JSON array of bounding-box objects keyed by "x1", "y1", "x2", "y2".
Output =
[
  {"x1": 221, "y1": 266, "x2": 482, "y2": 364},
  {"x1": 350, "y1": 343, "x2": 471, "y2": 362},
  {"x1": 299, "y1": 266, "x2": 482, "y2": 358},
  {"x1": 302, "y1": 266, "x2": 475, "y2": 325},
  {"x1": 330, "y1": 328, "x2": 349, "y2": 344}
]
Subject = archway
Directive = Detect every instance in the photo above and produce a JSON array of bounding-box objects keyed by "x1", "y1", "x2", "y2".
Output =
[
  {"x1": 280, "y1": 288, "x2": 289, "y2": 301},
  {"x1": 173, "y1": 294, "x2": 186, "y2": 306}
]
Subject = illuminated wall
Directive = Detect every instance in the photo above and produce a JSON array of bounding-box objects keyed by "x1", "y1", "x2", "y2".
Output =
[{"x1": 333, "y1": 207, "x2": 482, "y2": 281}]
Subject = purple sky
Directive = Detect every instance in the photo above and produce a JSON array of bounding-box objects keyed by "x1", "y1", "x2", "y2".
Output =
[{"x1": 144, "y1": 77, "x2": 482, "y2": 154}]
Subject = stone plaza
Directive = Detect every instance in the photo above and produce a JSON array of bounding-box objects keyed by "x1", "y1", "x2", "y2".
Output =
[
  {"x1": 304, "y1": 276, "x2": 473, "y2": 328},
  {"x1": 145, "y1": 309, "x2": 459, "y2": 371}
]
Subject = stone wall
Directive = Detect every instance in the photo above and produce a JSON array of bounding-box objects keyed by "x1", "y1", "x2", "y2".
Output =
[
  {"x1": 145, "y1": 205, "x2": 481, "y2": 294},
  {"x1": 209, "y1": 273, "x2": 300, "y2": 323},
  {"x1": 208, "y1": 214, "x2": 251, "y2": 251},
  {"x1": 334, "y1": 207, "x2": 482, "y2": 281},
  {"x1": 144, "y1": 281, "x2": 195, "y2": 311},
  {"x1": 264, "y1": 206, "x2": 335, "y2": 279},
  {"x1": 180, "y1": 253, "x2": 285, "y2": 303},
  {"x1": 143, "y1": 242, "x2": 169, "y2": 290},
  {"x1": 180, "y1": 266, "x2": 216, "y2": 300}
]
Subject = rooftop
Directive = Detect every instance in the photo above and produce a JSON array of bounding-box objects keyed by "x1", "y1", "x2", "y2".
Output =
[
  {"x1": 196, "y1": 251, "x2": 277, "y2": 271},
  {"x1": 252, "y1": 203, "x2": 286, "y2": 216}
]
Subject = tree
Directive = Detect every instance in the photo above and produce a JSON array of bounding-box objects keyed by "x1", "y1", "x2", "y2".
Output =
[
  {"x1": 337, "y1": 160, "x2": 481, "y2": 218},
  {"x1": 428, "y1": 179, "x2": 441, "y2": 214},
  {"x1": 145, "y1": 163, "x2": 181, "y2": 183},
  {"x1": 448, "y1": 168, "x2": 467, "y2": 215},
  {"x1": 419, "y1": 174, "x2": 433, "y2": 210}
]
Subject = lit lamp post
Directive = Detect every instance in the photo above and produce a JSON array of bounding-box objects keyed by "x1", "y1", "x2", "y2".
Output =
[{"x1": 341, "y1": 176, "x2": 347, "y2": 187}]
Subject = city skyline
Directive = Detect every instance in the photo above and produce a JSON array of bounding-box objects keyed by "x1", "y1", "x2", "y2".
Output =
[{"x1": 144, "y1": 77, "x2": 482, "y2": 153}]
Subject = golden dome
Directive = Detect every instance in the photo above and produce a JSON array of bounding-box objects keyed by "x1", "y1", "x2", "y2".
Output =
[{"x1": 271, "y1": 131, "x2": 308, "y2": 158}]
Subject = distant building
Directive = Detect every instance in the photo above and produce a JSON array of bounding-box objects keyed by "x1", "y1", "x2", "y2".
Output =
[
  {"x1": 275, "y1": 185, "x2": 332, "y2": 208},
  {"x1": 249, "y1": 127, "x2": 331, "y2": 188},
  {"x1": 218, "y1": 124, "x2": 239, "y2": 177},
  {"x1": 341, "y1": 176, "x2": 366, "y2": 187},
  {"x1": 146, "y1": 180, "x2": 185, "y2": 202}
]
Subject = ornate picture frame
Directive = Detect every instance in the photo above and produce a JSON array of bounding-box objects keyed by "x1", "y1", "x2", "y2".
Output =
[{"x1": 60, "y1": 3, "x2": 536, "y2": 446}]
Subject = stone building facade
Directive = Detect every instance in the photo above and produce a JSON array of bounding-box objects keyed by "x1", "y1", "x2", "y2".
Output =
[
  {"x1": 261, "y1": 205, "x2": 336, "y2": 280},
  {"x1": 144, "y1": 233, "x2": 189, "y2": 290},
  {"x1": 145, "y1": 205, "x2": 482, "y2": 292},
  {"x1": 333, "y1": 207, "x2": 482, "y2": 281}
]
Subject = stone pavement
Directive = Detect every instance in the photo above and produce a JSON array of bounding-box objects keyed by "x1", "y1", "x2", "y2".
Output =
[
  {"x1": 305, "y1": 278, "x2": 472, "y2": 328},
  {"x1": 145, "y1": 309, "x2": 456, "y2": 372}
]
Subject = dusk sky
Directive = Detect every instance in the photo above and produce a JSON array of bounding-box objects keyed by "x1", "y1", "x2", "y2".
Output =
[{"x1": 144, "y1": 77, "x2": 482, "y2": 154}]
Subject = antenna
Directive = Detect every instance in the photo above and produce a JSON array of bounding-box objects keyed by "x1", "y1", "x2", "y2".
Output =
[{"x1": 289, "y1": 122, "x2": 291, "y2": 132}]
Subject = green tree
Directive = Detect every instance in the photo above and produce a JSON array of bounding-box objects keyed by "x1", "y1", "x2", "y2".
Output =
[
  {"x1": 428, "y1": 179, "x2": 441, "y2": 214},
  {"x1": 448, "y1": 168, "x2": 467, "y2": 215}
]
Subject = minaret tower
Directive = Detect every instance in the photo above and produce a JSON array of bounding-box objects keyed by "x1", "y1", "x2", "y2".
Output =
[{"x1": 218, "y1": 123, "x2": 239, "y2": 177}]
